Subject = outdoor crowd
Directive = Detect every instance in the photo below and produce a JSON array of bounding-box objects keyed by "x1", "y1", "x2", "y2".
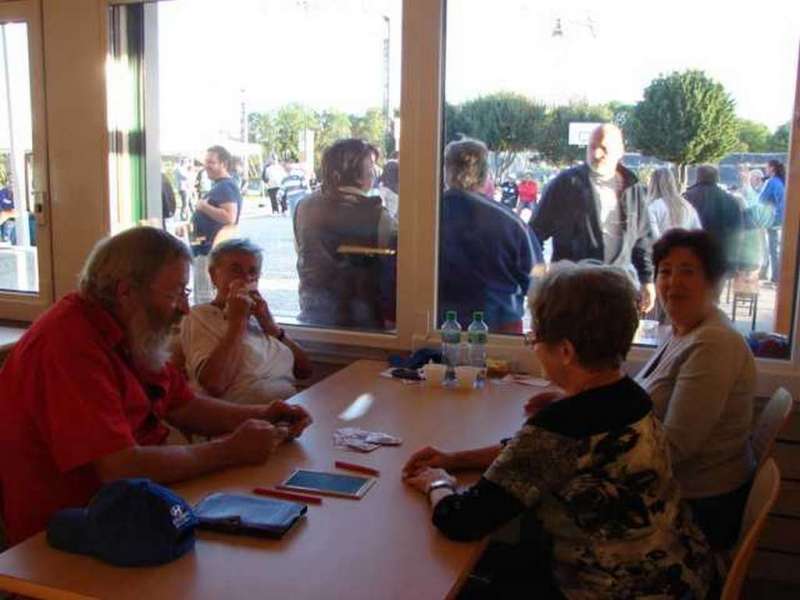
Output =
[{"x1": 0, "y1": 122, "x2": 786, "y2": 597}]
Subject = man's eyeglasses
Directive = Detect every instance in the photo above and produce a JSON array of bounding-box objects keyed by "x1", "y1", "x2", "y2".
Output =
[{"x1": 151, "y1": 286, "x2": 192, "y2": 304}]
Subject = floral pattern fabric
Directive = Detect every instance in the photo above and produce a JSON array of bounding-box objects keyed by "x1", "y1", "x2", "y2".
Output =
[{"x1": 485, "y1": 408, "x2": 713, "y2": 598}]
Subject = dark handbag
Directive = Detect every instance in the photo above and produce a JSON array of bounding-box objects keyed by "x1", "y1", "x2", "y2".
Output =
[{"x1": 193, "y1": 493, "x2": 307, "y2": 538}]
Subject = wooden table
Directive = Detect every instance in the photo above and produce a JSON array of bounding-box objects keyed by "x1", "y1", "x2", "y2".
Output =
[{"x1": 0, "y1": 360, "x2": 536, "y2": 600}]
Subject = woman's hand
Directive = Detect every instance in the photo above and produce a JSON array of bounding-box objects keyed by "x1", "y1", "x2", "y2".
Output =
[
  {"x1": 523, "y1": 388, "x2": 566, "y2": 417},
  {"x1": 402, "y1": 446, "x2": 458, "y2": 478},
  {"x1": 403, "y1": 467, "x2": 456, "y2": 495}
]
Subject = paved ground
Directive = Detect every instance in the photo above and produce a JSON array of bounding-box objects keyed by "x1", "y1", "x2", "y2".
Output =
[{"x1": 0, "y1": 192, "x2": 784, "y2": 342}]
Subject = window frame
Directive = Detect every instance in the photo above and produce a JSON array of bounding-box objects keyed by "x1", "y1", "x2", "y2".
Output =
[
  {"x1": 0, "y1": 0, "x2": 54, "y2": 320},
  {"x1": 9, "y1": 0, "x2": 800, "y2": 400}
]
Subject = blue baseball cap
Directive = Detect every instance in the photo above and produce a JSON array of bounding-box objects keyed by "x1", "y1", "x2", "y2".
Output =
[{"x1": 47, "y1": 478, "x2": 198, "y2": 567}]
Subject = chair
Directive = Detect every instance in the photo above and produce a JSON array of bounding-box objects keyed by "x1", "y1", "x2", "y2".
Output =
[
  {"x1": 720, "y1": 458, "x2": 781, "y2": 600},
  {"x1": 751, "y1": 388, "x2": 793, "y2": 467},
  {"x1": 730, "y1": 272, "x2": 759, "y2": 331}
]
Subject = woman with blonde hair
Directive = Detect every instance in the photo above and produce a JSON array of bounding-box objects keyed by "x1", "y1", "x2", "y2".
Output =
[
  {"x1": 647, "y1": 167, "x2": 701, "y2": 237},
  {"x1": 438, "y1": 139, "x2": 537, "y2": 333}
]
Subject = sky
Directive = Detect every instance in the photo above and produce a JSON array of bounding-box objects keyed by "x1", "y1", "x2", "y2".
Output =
[
  {"x1": 2, "y1": 0, "x2": 800, "y2": 153},
  {"x1": 153, "y1": 0, "x2": 800, "y2": 153},
  {"x1": 445, "y1": 0, "x2": 800, "y2": 129}
]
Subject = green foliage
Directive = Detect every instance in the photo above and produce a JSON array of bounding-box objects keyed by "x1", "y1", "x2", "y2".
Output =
[
  {"x1": 454, "y1": 92, "x2": 546, "y2": 179},
  {"x1": 736, "y1": 119, "x2": 772, "y2": 152},
  {"x1": 443, "y1": 102, "x2": 469, "y2": 144},
  {"x1": 350, "y1": 108, "x2": 387, "y2": 153},
  {"x1": 630, "y1": 70, "x2": 739, "y2": 170},
  {"x1": 538, "y1": 101, "x2": 613, "y2": 166},
  {"x1": 606, "y1": 101, "x2": 637, "y2": 146},
  {"x1": 247, "y1": 111, "x2": 276, "y2": 155},
  {"x1": 273, "y1": 103, "x2": 317, "y2": 162},
  {"x1": 316, "y1": 109, "x2": 352, "y2": 169},
  {"x1": 770, "y1": 122, "x2": 791, "y2": 151}
]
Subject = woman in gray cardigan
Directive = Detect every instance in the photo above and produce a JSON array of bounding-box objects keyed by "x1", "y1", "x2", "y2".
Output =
[{"x1": 636, "y1": 228, "x2": 756, "y2": 550}]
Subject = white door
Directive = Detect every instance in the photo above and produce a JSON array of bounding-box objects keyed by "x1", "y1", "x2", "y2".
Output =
[{"x1": 0, "y1": 0, "x2": 52, "y2": 319}]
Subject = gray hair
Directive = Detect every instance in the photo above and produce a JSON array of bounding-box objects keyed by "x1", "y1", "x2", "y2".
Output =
[
  {"x1": 529, "y1": 263, "x2": 639, "y2": 370},
  {"x1": 78, "y1": 226, "x2": 192, "y2": 309},
  {"x1": 208, "y1": 238, "x2": 263, "y2": 271},
  {"x1": 444, "y1": 139, "x2": 489, "y2": 191}
]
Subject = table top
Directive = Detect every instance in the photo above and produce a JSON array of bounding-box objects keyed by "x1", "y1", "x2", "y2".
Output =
[{"x1": 0, "y1": 360, "x2": 536, "y2": 600}]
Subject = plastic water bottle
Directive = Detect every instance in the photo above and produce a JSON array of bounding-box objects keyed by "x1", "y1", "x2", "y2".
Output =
[
  {"x1": 440, "y1": 310, "x2": 462, "y2": 376},
  {"x1": 467, "y1": 311, "x2": 489, "y2": 372}
]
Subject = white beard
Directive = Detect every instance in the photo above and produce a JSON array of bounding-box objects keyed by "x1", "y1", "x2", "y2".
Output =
[{"x1": 126, "y1": 304, "x2": 173, "y2": 373}]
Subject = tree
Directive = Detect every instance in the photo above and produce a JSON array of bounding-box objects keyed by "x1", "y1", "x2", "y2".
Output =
[
  {"x1": 607, "y1": 101, "x2": 637, "y2": 147},
  {"x1": 735, "y1": 119, "x2": 772, "y2": 152},
  {"x1": 457, "y1": 92, "x2": 547, "y2": 181},
  {"x1": 350, "y1": 108, "x2": 386, "y2": 154},
  {"x1": 247, "y1": 112, "x2": 276, "y2": 156},
  {"x1": 538, "y1": 102, "x2": 613, "y2": 166},
  {"x1": 273, "y1": 103, "x2": 317, "y2": 162},
  {"x1": 630, "y1": 70, "x2": 739, "y2": 185},
  {"x1": 315, "y1": 109, "x2": 352, "y2": 169},
  {"x1": 443, "y1": 102, "x2": 471, "y2": 144},
  {"x1": 770, "y1": 121, "x2": 791, "y2": 152}
]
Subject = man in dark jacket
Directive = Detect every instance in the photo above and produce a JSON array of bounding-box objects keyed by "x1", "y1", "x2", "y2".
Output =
[
  {"x1": 532, "y1": 124, "x2": 656, "y2": 312},
  {"x1": 684, "y1": 165, "x2": 743, "y2": 273}
]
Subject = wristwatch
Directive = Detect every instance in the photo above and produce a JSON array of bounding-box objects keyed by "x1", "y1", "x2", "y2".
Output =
[
  {"x1": 427, "y1": 479, "x2": 455, "y2": 497},
  {"x1": 276, "y1": 328, "x2": 286, "y2": 342}
]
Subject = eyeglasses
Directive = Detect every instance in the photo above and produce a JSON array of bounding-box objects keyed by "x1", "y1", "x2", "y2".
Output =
[{"x1": 151, "y1": 286, "x2": 192, "y2": 304}]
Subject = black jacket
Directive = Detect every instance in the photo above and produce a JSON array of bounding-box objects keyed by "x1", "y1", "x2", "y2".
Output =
[{"x1": 532, "y1": 163, "x2": 654, "y2": 284}]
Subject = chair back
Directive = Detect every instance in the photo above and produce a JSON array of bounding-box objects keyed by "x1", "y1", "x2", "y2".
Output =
[
  {"x1": 721, "y1": 458, "x2": 781, "y2": 600},
  {"x1": 752, "y1": 388, "x2": 793, "y2": 467}
]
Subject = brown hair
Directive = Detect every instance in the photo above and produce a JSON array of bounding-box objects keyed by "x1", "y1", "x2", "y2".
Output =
[
  {"x1": 530, "y1": 263, "x2": 639, "y2": 370},
  {"x1": 321, "y1": 138, "x2": 379, "y2": 192}
]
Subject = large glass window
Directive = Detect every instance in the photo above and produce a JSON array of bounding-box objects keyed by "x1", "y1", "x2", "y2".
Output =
[
  {"x1": 107, "y1": 0, "x2": 402, "y2": 333},
  {"x1": 442, "y1": 0, "x2": 800, "y2": 357},
  {"x1": 0, "y1": 21, "x2": 37, "y2": 293}
]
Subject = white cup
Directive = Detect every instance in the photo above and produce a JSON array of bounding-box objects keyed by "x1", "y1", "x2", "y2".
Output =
[
  {"x1": 454, "y1": 366, "x2": 481, "y2": 390},
  {"x1": 422, "y1": 363, "x2": 447, "y2": 387}
]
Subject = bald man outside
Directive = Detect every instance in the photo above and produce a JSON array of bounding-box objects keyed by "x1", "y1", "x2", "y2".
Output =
[{"x1": 532, "y1": 124, "x2": 656, "y2": 312}]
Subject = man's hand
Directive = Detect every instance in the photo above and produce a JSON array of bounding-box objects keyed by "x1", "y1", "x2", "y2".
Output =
[
  {"x1": 402, "y1": 446, "x2": 457, "y2": 478},
  {"x1": 262, "y1": 401, "x2": 312, "y2": 439},
  {"x1": 250, "y1": 290, "x2": 280, "y2": 336},
  {"x1": 226, "y1": 280, "x2": 254, "y2": 326},
  {"x1": 639, "y1": 282, "x2": 656, "y2": 314},
  {"x1": 222, "y1": 419, "x2": 288, "y2": 466}
]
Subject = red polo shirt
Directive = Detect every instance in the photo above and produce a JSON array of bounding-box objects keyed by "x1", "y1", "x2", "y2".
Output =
[{"x1": 0, "y1": 293, "x2": 193, "y2": 545}]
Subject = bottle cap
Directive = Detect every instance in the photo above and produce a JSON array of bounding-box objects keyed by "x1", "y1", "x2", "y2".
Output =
[
  {"x1": 472, "y1": 311, "x2": 484, "y2": 321},
  {"x1": 445, "y1": 310, "x2": 457, "y2": 321}
]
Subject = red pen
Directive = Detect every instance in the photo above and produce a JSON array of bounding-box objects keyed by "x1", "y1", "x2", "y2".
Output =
[
  {"x1": 334, "y1": 460, "x2": 380, "y2": 477},
  {"x1": 253, "y1": 487, "x2": 323, "y2": 505}
]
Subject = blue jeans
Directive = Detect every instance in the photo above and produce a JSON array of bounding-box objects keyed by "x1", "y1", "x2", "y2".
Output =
[{"x1": 766, "y1": 227, "x2": 781, "y2": 283}]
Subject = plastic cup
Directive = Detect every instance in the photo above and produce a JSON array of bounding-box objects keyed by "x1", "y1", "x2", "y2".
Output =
[
  {"x1": 454, "y1": 366, "x2": 481, "y2": 390},
  {"x1": 422, "y1": 363, "x2": 447, "y2": 387}
]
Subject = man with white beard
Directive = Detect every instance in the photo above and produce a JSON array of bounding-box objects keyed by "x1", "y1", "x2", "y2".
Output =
[{"x1": 0, "y1": 227, "x2": 312, "y2": 547}]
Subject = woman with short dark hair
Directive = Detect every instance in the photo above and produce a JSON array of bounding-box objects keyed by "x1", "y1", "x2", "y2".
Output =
[
  {"x1": 293, "y1": 138, "x2": 397, "y2": 329},
  {"x1": 637, "y1": 228, "x2": 756, "y2": 550},
  {"x1": 403, "y1": 263, "x2": 713, "y2": 598}
]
